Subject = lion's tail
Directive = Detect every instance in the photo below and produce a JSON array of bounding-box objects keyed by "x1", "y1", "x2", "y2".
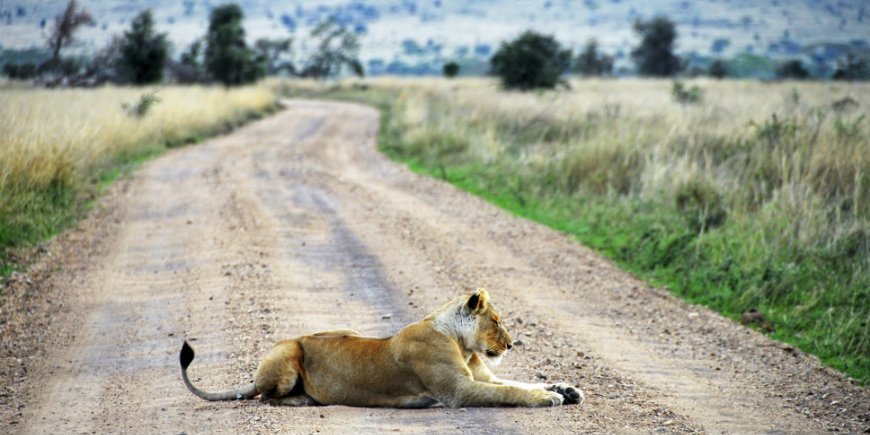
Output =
[{"x1": 179, "y1": 341, "x2": 258, "y2": 401}]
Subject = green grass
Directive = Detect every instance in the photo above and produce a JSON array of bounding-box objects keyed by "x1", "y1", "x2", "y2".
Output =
[
  {"x1": 388, "y1": 141, "x2": 869, "y2": 384},
  {"x1": 278, "y1": 83, "x2": 868, "y2": 384}
]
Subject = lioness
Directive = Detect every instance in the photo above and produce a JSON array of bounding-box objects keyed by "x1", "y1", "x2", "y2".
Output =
[{"x1": 179, "y1": 289, "x2": 583, "y2": 407}]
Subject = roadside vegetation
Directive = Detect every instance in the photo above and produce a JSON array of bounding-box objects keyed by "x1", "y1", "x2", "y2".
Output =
[
  {"x1": 0, "y1": 0, "x2": 359, "y2": 276},
  {"x1": 0, "y1": 83, "x2": 277, "y2": 274},
  {"x1": 274, "y1": 77, "x2": 869, "y2": 383}
]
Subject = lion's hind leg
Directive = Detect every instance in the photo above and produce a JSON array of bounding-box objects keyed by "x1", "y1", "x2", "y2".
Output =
[{"x1": 255, "y1": 340, "x2": 306, "y2": 401}]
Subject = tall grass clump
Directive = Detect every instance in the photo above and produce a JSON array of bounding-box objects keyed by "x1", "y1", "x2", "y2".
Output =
[
  {"x1": 275, "y1": 77, "x2": 870, "y2": 383},
  {"x1": 1, "y1": 84, "x2": 277, "y2": 273}
]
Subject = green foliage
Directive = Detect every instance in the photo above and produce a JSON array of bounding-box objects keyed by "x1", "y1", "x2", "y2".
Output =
[
  {"x1": 574, "y1": 39, "x2": 614, "y2": 76},
  {"x1": 254, "y1": 38, "x2": 294, "y2": 75},
  {"x1": 204, "y1": 4, "x2": 264, "y2": 86},
  {"x1": 775, "y1": 59, "x2": 810, "y2": 80},
  {"x1": 121, "y1": 91, "x2": 160, "y2": 118},
  {"x1": 490, "y1": 30, "x2": 572, "y2": 90},
  {"x1": 832, "y1": 51, "x2": 870, "y2": 81},
  {"x1": 674, "y1": 177, "x2": 726, "y2": 232},
  {"x1": 443, "y1": 61, "x2": 460, "y2": 78},
  {"x1": 751, "y1": 113, "x2": 799, "y2": 146},
  {"x1": 631, "y1": 16, "x2": 682, "y2": 77},
  {"x1": 118, "y1": 10, "x2": 169, "y2": 84},
  {"x1": 671, "y1": 81, "x2": 703, "y2": 104},
  {"x1": 173, "y1": 39, "x2": 206, "y2": 83},
  {"x1": 2, "y1": 62, "x2": 38, "y2": 79},
  {"x1": 299, "y1": 18, "x2": 363, "y2": 79},
  {"x1": 708, "y1": 59, "x2": 728, "y2": 79}
]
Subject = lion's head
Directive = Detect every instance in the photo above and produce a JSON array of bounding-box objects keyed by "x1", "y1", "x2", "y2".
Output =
[{"x1": 464, "y1": 289, "x2": 513, "y2": 363}]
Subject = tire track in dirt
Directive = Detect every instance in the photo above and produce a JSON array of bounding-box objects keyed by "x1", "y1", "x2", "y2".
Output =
[{"x1": 9, "y1": 100, "x2": 868, "y2": 434}]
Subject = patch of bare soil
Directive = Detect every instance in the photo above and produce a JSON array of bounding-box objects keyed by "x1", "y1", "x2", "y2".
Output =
[{"x1": 2, "y1": 100, "x2": 867, "y2": 434}]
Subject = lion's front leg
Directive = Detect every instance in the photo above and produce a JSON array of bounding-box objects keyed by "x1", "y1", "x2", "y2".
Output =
[
  {"x1": 468, "y1": 353, "x2": 584, "y2": 405},
  {"x1": 493, "y1": 380, "x2": 584, "y2": 405},
  {"x1": 467, "y1": 353, "x2": 499, "y2": 383},
  {"x1": 414, "y1": 359, "x2": 563, "y2": 407},
  {"x1": 448, "y1": 377, "x2": 565, "y2": 407}
]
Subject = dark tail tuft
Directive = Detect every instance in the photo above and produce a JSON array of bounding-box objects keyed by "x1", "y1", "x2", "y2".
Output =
[{"x1": 180, "y1": 340, "x2": 195, "y2": 369}]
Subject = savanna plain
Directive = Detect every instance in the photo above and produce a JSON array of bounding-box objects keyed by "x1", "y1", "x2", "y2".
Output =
[{"x1": 1, "y1": 77, "x2": 868, "y2": 432}]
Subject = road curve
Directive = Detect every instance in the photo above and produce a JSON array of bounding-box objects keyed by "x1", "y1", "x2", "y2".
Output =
[{"x1": 5, "y1": 100, "x2": 867, "y2": 433}]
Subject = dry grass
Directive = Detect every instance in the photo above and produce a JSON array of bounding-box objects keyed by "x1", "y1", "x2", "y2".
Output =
[
  {"x1": 366, "y1": 77, "x2": 869, "y2": 253},
  {"x1": 1, "y1": 84, "x2": 275, "y2": 193}
]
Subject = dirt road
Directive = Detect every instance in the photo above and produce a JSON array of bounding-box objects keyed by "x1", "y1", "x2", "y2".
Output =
[{"x1": 2, "y1": 100, "x2": 867, "y2": 433}]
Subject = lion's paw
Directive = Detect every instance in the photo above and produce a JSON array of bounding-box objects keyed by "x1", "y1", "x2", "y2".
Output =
[
  {"x1": 548, "y1": 382, "x2": 584, "y2": 405},
  {"x1": 531, "y1": 389, "x2": 565, "y2": 407}
]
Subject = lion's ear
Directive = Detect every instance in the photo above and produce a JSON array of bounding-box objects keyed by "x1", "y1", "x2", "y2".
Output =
[{"x1": 466, "y1": 288, "x2": 489, "y2": 314}]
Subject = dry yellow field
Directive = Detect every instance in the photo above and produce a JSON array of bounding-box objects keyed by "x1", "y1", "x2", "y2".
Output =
[
  {"x1": 360, "y1": 77, "x2": 869, "y2": 251},
  {"x1": 1, "y1": 83, "x2": 276, "y2": 193}
]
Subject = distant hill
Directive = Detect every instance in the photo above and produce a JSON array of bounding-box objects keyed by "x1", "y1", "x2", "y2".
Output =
[{"x1": 1, "y1": 0, "x2": 867, "y2": 76}]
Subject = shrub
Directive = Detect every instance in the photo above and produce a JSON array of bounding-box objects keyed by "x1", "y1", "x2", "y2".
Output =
[
  {"x1": 121, "y1": 92, "x2": 160, "y2": 118},
  {"x1": 443, "y1": 61, "x2": 460, "y2": 78},
  {"x1": 490, "y1": 30, "x2": 572, "y2": 90},
  {"x1": 671, "y1": 81, "x2": 703, "y2": 104},
  {"x1": 709, "y1": 59, "x2": 728, "y2": 79},
  {"x1": 2, "y1": 62, "x2": 38, "y2": 79},
  {"x1": 832, "y1": 51, "x2": 870, "y2": 81},
  {"x1": 775, "y1": 60, "x2": 809, "y2": 80},
  {"x1": 674, "y1": 177, "x2": 726, "y2": 232}
]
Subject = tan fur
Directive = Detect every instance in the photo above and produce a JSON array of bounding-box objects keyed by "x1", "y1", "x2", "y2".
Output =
[{"x1": 180, "y1": 289, "x2": 583, "y2": 408}]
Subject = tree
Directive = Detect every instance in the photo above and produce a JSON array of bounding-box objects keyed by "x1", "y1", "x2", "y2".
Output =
[
  {"x1": 775, "y1": 59, "x2": 809, "y2": 80},
  {"x1": 443, "y1": 61, "x2": 460, "y2": 78},
  {"x1": 2, "y1": 63, "x2": 38, "y2": 79},
  {"x1": 118, "y1": 10, "x2": 169, "y2": 84},
  {"x1": 254, "y1": 38, "x2": 294, "y2": 75},
  {"x1": 490, "y1": 30, "x2": 572, "y2": 90},
  {"x1": 46, "y1": 0, "x2": 94, "y2": 67},
  {"x1": 204, "y1": 4, "x2": 264, "y2": 86},
  {"x1": 832, "y1": 51, "x2": 870, "y2": 81},
  {"x1": 170, "y1": 39, "x2": 206, "y2": 83},
  {"x1": 631, "y1": 16, "x2": 681, "y2": 77},
  {"x1": 574, "y1": 39, "x2": 614, "y2": 76},
  {"x1": 708, "y1": 59, "x2": 728, "y2": 79},
  {"x1": 299, "y1": 18, "x2": 363, "y2": 79}
]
